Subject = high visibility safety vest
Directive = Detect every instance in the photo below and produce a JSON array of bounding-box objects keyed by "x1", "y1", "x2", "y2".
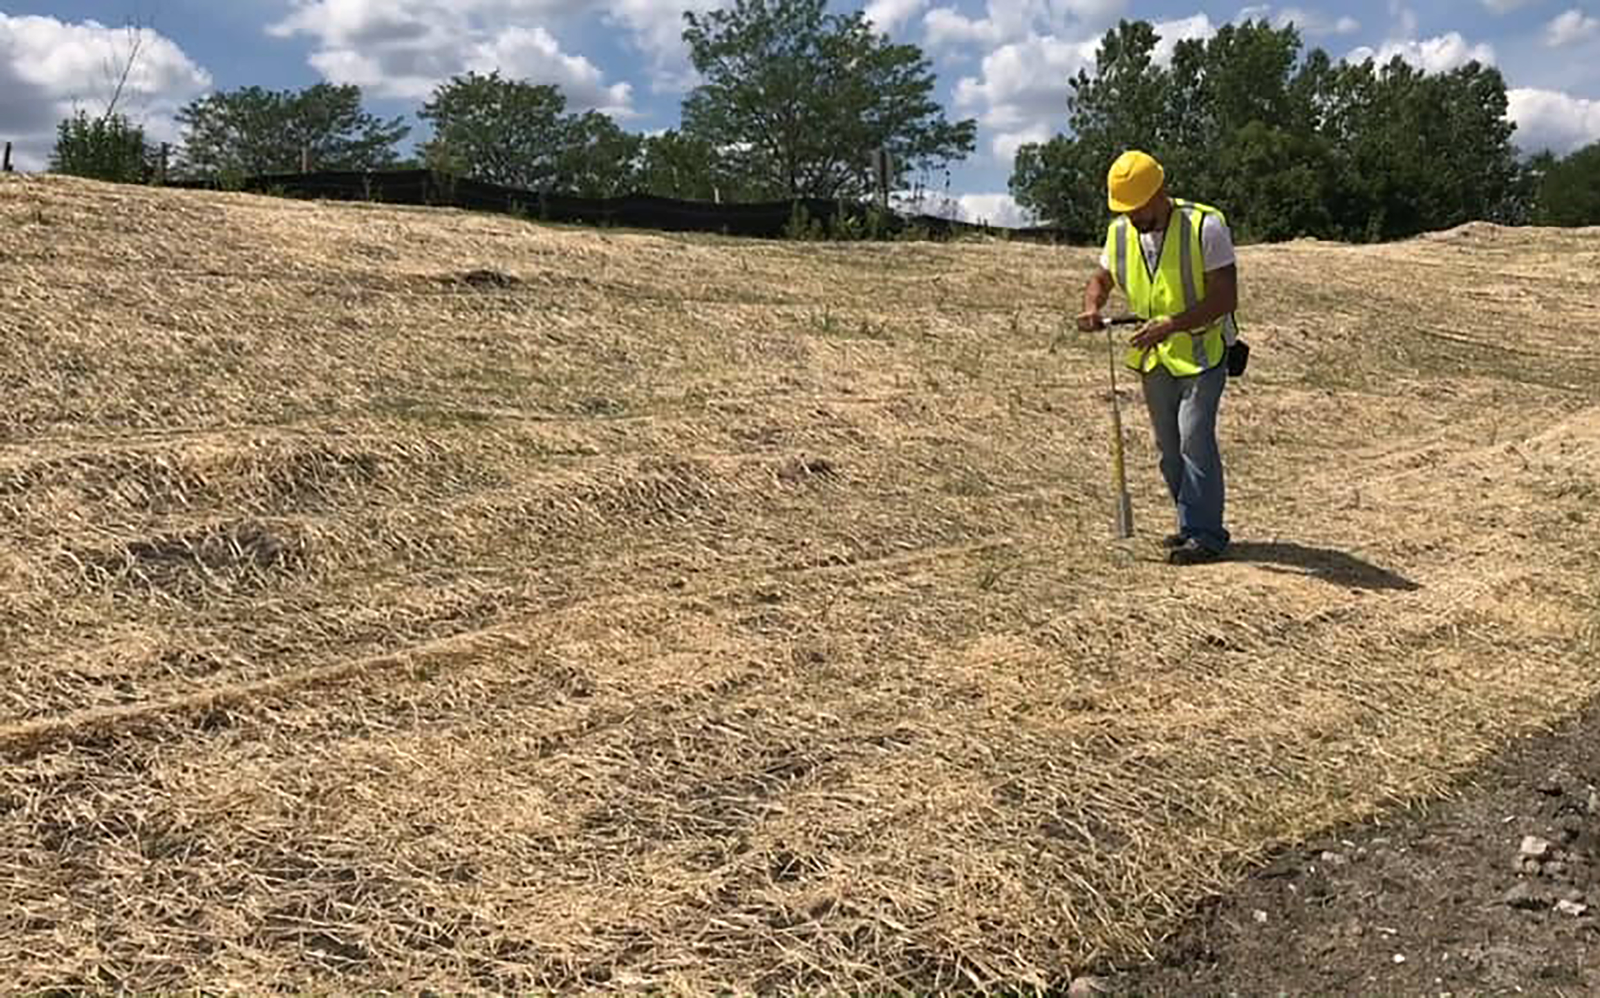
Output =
[{"x1": 1104, "y1": 198, "x2": 1235, "y2": 377}]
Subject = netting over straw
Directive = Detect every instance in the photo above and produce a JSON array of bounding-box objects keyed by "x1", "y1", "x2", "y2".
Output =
[{"x1": 1, "y1": 174, "x2": 1597, "y2": 993}]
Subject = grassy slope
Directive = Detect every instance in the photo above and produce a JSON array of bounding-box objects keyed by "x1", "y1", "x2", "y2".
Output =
[{"x1": 1, "y1": 174, "x2": 1597, "y2": 992}]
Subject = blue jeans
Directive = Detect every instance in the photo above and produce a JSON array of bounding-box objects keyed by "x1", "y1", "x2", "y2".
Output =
[{"x1": 1141, "y1": 364, "x2": 1230, "y2": 553}]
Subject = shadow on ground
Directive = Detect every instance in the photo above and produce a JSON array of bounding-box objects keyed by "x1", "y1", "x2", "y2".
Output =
[{"x1": 1227, "y1": 541, "x2": 1420, "y2": 592}]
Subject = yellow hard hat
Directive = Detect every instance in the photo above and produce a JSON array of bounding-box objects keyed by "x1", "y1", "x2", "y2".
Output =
[{"x1": 1107, "y1": 150, "x2": 1165, "y2": 213}]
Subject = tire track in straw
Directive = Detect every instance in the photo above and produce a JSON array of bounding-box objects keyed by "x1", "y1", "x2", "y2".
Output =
[
  {"x1": 0, "y1": 530, "x2": 1022, "y2": 761},
  {"x1": 12, "y1": 386, "x2": 1585, "y2": 759}
]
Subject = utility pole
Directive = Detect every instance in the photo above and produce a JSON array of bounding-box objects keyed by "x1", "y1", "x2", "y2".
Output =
[{"x1": 871, "y1": 147, "x2": 893, "y2": 213}]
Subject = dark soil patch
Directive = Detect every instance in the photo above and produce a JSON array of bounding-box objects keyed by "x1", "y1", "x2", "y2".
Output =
[{"x1": 1100, "y1": 702, "x2": 1600, "y2": 996}]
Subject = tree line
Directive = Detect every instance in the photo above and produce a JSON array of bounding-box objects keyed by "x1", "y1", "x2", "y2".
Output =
[
  {"x1": 1011, "y1": 19, "x2": 1598, "y2": 239},
  {"x1": 47, "y1": 5, "x2": 1600, "y2": 239},
  {"x1": 51, "y1": 0, "x2": 974, "y2": 210}
]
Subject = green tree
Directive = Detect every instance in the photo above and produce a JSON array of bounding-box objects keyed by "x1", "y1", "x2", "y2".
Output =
[
  {"x1": 638, "y1": 130, "x2": 709, "y2": 199},
  {"x1": 1072, "y1": 20, "x2": 1177, "y2": 160},
  {"x1": 50, "y1": 110, "x2": 150, "y2": 183},
  {"x1": 1010, "y1": 18, "x2": 1522, "y2": 243},
  {"x1": 1008, "y1": 135, "x2": 1103, "y2": 243},
  {"x1": 420, "y1": 72, "x2": 570, "y2": 189},
  {"x1": 420, "y1": 72, "x2": 640, "y2": 195},
  {"x1": 681, "y1": 0, "x2": 976, "y2": 200},
  {"x1": 635, "y1": 130, "x2": 729, "y2": 200},
  {"x1": 1316, "y1": 56, "x2": 1519, "y2": 240},
  {"x1": 1424, "y1": 61, "x2": 1521, "y2": 227},
  {"x1": 1509, "y1": 150, "x2": 1559, "y2": 224},
  {"x1": 1533, "y1": 141, "x2": 1600, "y2": 226},
  {"x1": 1009, "y1": 20, "x2": 1177, "y2": 241},
  {"x1": 1175, "y1": 21, "x2": 1324, "y2": 239},
  {"x1": 557, "y1": 110, "x2": 643, "y2": 197},
  {"x1": 1014, "y1": 19, "x2": 1326, "y2": 242},
  {"x1": 176, "y1": 83, "x2": 408, "y2": 179},
  {"x1": 1215, "y1": 120, "x2": 1335, "y2": 241}
]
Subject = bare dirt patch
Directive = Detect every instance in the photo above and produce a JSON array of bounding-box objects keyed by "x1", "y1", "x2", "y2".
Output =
[{"x1": 1102, "y1": 701, "x2": 1600, "y2": 996}]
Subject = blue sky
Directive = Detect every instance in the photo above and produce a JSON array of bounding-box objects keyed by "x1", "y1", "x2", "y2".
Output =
[{"x1": 4, "y1": 1, "x2": 1599, "y2": 224}]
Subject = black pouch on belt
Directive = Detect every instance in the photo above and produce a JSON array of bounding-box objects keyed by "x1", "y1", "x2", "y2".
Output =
[{"x1": 1227, "y1": 339, "x2": 1250, "y2": 377}]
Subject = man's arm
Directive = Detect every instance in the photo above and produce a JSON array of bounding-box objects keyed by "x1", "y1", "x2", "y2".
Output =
[
  {"x1": 1172, "y1": 264, "x2": 1237, "y2": 333},
  {"x1": 1077, "y1": 266, "x2": 1115, "y2": 331}
]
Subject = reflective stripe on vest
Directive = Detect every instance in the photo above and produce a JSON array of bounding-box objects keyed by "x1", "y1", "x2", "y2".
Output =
[{"x1": 1104, "y1": 199, "x2": 1229, "y2": 377}]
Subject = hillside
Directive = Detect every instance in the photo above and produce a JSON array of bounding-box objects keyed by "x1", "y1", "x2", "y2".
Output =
[{"x1": 1, "y1": 173, "x2": 1597, "y2": 992}]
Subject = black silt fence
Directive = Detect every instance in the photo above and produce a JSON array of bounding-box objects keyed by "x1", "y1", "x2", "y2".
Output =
[{"x1": 167, "y1": 169, "x2": 1080, "y2": 244}]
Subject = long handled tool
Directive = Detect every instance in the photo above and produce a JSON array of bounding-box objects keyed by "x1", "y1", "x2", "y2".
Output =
[{"x1": 1103, "y1": 315, "x2": 1143, "y2": 539}]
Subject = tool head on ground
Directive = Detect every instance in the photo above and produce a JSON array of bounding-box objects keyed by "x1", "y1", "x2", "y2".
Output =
[{"x1": 1108, "y1": 150, "x2": 1165, "y2": 213}]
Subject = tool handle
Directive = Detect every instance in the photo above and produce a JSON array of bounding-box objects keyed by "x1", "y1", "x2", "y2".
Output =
[{"x1": 1105, "y1": 326, "x2": 1134, "y2": 539}]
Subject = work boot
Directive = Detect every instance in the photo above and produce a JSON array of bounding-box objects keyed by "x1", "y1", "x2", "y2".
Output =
[
  {"x1": 1167, "y1": 539, "x2": 1223, "y2": 566},
  {"x1": 1162, "y1": 533, "x2": 1187, "y2": 549}
]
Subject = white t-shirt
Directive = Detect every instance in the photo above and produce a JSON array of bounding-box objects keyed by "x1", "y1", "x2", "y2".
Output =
[{"x1": 1098, "y1": 213, "x2": 1236, "y2": 275}]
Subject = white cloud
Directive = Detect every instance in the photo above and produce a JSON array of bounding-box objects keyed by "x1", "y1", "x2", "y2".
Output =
[
  {"x1": 1237, "y1": 5, "x2": 1360, "y2": 37},
  {"x1": 269, "y1": 0, "x2": 721, "y2": 106},
  {"x1": 865, "y1": 0, "x2": 930, "y2": 34},
  {"x1": 1546, "y1": 9, "x2": 1600, "y2": 46},
  {"x1": 0, "y1": 14, "x2": 211, "y2": 170},
  {"x1": 950, "y1": 12, "x2": 1213, "y2": 164},
  {"x1": 956, "y1": 192, "x2": 1035, "y2": 227},
  {"x1": 597, "y1": 0, "x2": 723, "y2": 90},
  {"x1": 991, "y1": 123, "x2": 1058, "y2": 162},
  {"x1": 1347, "y1": 32, "x2": 1496, "y2": 73},
  {"x1": 952, "y1": 33, "x2": 1098, "y2": 159},
  {"x1": 1508, "y1": 87, "x2": 1600, "y2": 155},
  {"x1": 1482, "y1": 0, "x2": 1538, "y2": 11},
  {"x1": 1054, "y1": 0, "x2": 1131, "y2": 24},
  {"x1": 469, "y1": 26, "x2": 633, "y2": 114},
  {"x1": 925, "y1": 4, "x2": 1020, "y2": 48},
  {"x1": 924, "y1": 0, "x2": 1127, "y2": 50},
  {"x1": 1151, "y1": 14, "x2": 1216, "y2": 64}
]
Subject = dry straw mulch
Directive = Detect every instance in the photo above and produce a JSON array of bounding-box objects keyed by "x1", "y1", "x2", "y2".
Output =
[{"x1": 1, "y1": 174, "x2": 1597, "y2": 993}]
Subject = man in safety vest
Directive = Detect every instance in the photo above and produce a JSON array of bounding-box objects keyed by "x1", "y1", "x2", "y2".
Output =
[{"x1": 1077, "y1": 150, "x2": 1240, "y2": 565}]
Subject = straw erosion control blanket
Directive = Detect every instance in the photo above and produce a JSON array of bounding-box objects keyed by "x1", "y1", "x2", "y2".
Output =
[{"x1": 1, "y1": 173, "x2": 1597, "y2": 993}]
